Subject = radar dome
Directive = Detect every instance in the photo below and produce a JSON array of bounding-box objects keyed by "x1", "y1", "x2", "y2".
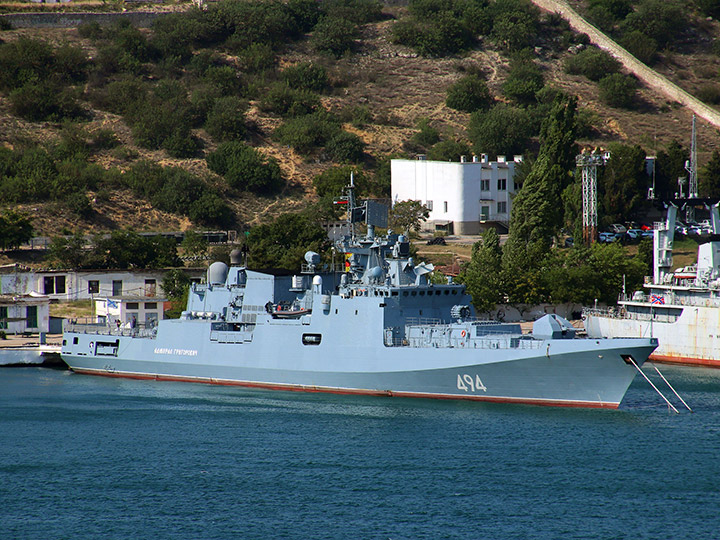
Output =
[
  {"x1": 305, "y1": 251, "x2": 321, "y2": 265},
  {"x1": 207, "y1": 261, "x2": 229, "y2": 286},
  {"x1": 230, "y1": 249, "x2": 242, "y2": 265}
]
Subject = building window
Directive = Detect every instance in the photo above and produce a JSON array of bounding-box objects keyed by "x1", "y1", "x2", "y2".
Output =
[
  {"x1": 112, "y1": 280, "x2": 123, "y2": 296},
  {"x1": 444, "y1": 201, "x2": 448, "y2": 213},
  {"x1": 43, "y1": 276, "x2": 66, "y2": 294},
  {"x1": 480, "y1": 206, "x2": 490, "y2": 221},
  {"x1": 88, "y1": 281, "x2": 99, "y2": 294},
  {"x1": 0, "y1": 306, "x2": 7, "y2": 329},
  {"x1": 145, "y1": 302, "x2": 157, "y2": 310},
  {"x1": 497, "y1": 201, "x2": 507, "y2": 214},
  {"x1": 26, "y1": 305, "x2": 38, "y2": 329},
  {"x1": 426, "y1": 200, "x2": 433, "y2": 211},
  {"x1": 497, "y1": 178, "x2": 507, "y2": 191},
  {"x1": 480, "y1": 179, "x2": 490, "y2": 191},
  {"x1": 126, "y1": 302, "x2": 139, "y2": 310},
  {"x1": 145, "y1": 279, "x2": 157, "y2": 296}
]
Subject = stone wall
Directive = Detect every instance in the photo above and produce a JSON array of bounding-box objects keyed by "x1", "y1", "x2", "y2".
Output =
[{"x1": 0, "y1": 11, "x2": 164, "y2": 29}]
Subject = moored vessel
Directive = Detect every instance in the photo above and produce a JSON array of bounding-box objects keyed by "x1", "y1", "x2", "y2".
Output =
[
  {"x1": 585, "y1": 204, "x2": 720, "y2": 368},
  {"x1": 61, "y1": 181, "x2": 658, "y2": 408}
]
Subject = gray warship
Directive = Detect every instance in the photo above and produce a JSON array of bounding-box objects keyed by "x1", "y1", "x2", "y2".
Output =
[{"x1": 61, "y1": 182, "x2": 658, "y2": 408}]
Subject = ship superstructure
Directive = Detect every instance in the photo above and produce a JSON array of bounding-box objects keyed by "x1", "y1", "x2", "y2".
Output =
[{"x1": 61, "y1": 182, "x2": 658, "y2": 408}]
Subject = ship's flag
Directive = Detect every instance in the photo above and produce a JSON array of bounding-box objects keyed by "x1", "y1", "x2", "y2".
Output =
[{"x1": 650, "y1": 295, "x2": 665, "y2": 305}]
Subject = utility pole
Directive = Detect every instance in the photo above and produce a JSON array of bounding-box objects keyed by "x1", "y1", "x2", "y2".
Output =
[{"x1": 576, "y1": 149, "x2": 608, "y2": 246}]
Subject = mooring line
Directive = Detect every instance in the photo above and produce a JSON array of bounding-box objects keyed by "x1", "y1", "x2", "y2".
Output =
[
  {"x1": 628, "y1": 358, "x2": 679, "y2": 414},
  {"x1": 653, "y1": 365, "x2": 693, "y2": 413}
]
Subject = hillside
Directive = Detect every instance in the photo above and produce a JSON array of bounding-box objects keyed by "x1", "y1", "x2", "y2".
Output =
[{"x1": 1, "y1": 0, "x2": 720, "y2": 243}]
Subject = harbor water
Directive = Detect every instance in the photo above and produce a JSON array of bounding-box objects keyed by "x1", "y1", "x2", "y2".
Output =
[{"x1": 2, "y1": 365, "x2": 719, "y2": 539}]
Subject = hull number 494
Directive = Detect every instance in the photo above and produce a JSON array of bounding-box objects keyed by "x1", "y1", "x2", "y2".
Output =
[{"x1": 457, "y1": 374, "x2": 487, "y2": 392}]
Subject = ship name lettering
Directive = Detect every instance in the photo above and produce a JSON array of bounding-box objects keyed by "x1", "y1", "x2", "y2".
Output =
[
  {"x1": 456, "y1": 373, "x2": 487, "y2": 393},
  {"x1": 154, "y1": 347, "x2": 198, "y2": 356}
]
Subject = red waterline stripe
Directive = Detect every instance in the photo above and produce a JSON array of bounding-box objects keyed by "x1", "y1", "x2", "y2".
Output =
[
  {"x1": 650, "y1": 353, "x2": 720, "y2": 368},
  {"x1": 69, "y1": 368, "x2": 619, "y2": 409}
]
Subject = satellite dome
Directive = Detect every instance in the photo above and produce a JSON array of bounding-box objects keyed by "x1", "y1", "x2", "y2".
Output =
[{"x1": 230, "y1": 249, "x2": 242, "y2": 265}]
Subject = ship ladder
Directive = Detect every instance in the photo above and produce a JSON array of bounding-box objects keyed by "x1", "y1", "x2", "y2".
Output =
[{"x1": 626, "y1": 357, "x2": 679, "y2": 414}]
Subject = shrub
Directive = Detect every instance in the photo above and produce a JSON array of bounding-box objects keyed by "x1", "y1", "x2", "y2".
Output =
[
  {"x1": 411, "y1": 118, "x2": 440, "y2": 148},
  {"x1": 237, "y1": 42, "x2": 276, "y2": 73},
  {"x1": 321, "y1": 0, "x2": 384, "y2": 24},
  {"x1": 313, "y1": 165, "x2": 366, "y2": 198},
  {"x1": 259, "y1": 83, "x2": 321, "y2": 117},
  {"x1": 446, "y1": 74, "x2": 493, "y2": 113},
  {"x1": 392, "y1": 13, "x2": 474, "y2": 56},
  {"x1": 203, "y1": 65, "x2": 243, "y2": 96},
  {"x1": 564, "y1": 47, "x2": 621, "y2": 81},
  {"x1": 620, "y1": 30, "x2": 657, "y2": 65},
  {"x1": 502, "y1": 57, "x2": 544, "y2": 104},
  {"x1": 90, "y1": 76, "x2": 147, "y2": 116},
  {"x1": 207, "y1": 141, "x2": 284, "y2": 194},
  {"x1": 597, "y1": 73, "x2": 636, "y2": 108},
  {"x1": 189, "y1": 192, "x2": 235, "y2": 227},
  {"x1": 9, "y1": 82, "x2": 85, "y2": 122},
  {"x1": 282, "y1": 62, "x2": 329, "y2": 92},
  {"x1": 274, "y1": 111, "x2": 341, "y2": 154},
  {"x1": 204, "y1": 96, "x2": 248, "y2": 142},
  {"x1": 325, "y1": 131, "x2": 365, "y2": 162},
  {"x1": 162, "y1": 128, "x2": 202, "y2": 159},
  {"x1": 65, "y1": 192, "x2": 93, "y2": 219},
  {"x1": 78, "y1": 21, "x2": 103, "y2": 40},
  {"x1": 696, "y1": 83, "x2": 720, "y2": 105},
  {"x1": 311, "y1": 17, "x2": 358, "y2": 57}
]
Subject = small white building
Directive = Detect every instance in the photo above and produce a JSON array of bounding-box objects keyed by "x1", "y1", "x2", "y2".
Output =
[
  {"x1": 0, "y1": 294, "x2": 50, "y2": 335},
  {"x1": 391, "y1": 154, "x2": 522, "y2": 235},
  {"x1": 0, "y1": 266, "x2": 204, "y2": 302},
  {"x1": 94, "y1": 295, "x2": 168, "y2": 329}
]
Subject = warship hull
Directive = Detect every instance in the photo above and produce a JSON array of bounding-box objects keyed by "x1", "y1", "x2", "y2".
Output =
[
  {"x1": 62, "y1": 320, "x2": 654, "y2": 408},
  {"x1": 585, "y1": 305, "x2": 720, "y2": 368}
]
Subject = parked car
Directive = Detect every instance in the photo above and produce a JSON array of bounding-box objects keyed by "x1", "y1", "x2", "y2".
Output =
[
  {"x1": 564, "y1": 237, "x2": 574, "y2": 248},
  {"x1": 625, "y1": 229, "x2": 644, "y2": 241},
  {"x1": 599, "y1": 232, "x2": 619, "y2": 243},
  {"x1": 609, "y1": 223, "x2": 627, "y2": 234}
]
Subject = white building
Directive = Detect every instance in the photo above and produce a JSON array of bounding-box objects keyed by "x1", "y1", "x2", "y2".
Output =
[
  {"x1": 0, "y1": 266, "x2": 204, "y2": 302},
  {"x1": 391, "y1": 154, "x2": 522, "y2": 235},
  {"x1": 0, "y1": 294, "x2": 50, "y2": 335}
]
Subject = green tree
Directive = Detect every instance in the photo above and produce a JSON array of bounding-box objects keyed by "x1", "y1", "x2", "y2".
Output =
[
  {"x1": 622, "y1": 0, "x2": 685, "y2": 49},
  {"x1": 459, "y1": 229, "x2": 504, "y2": 315},
  {"x1": 502, "y1": 95, "x2": 577, "y2": 299},
  {"x1": 181, "y1": 230, "x2": 209, "y2": 260},
  {"x1": 426, "y1": 140, "x2": 472, "y2": 162},
  {"x1": 390, "y1": 200, "x2": 430, "y2": 234},
  {"x1": 700, "y1": 150, "x2": 720, "y2": 199},
  {"x1": 468, "y1": 104, "x2": 534, "y2": 158},
  {"x1": 247, "y1": 213, "x2": 329, "y2": 270},
  {"x1": 161, "y1": 268, "x2": 191, "y2": 318},
  {"x1": 0, "y1": 210, "x2": 34, "y2": 251},
  {"x1": 655, "y1": 140, "x2": 687, "y2": 201},
  {"x1": 313, "y1": 166, "x2": 366, "y2": 199},
  {"x1": 599, "y1": 143, "x2": 648, "y2": 225},
  {"x1": 48, "y1": 233, "x2": 87, "y2": 269}
]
